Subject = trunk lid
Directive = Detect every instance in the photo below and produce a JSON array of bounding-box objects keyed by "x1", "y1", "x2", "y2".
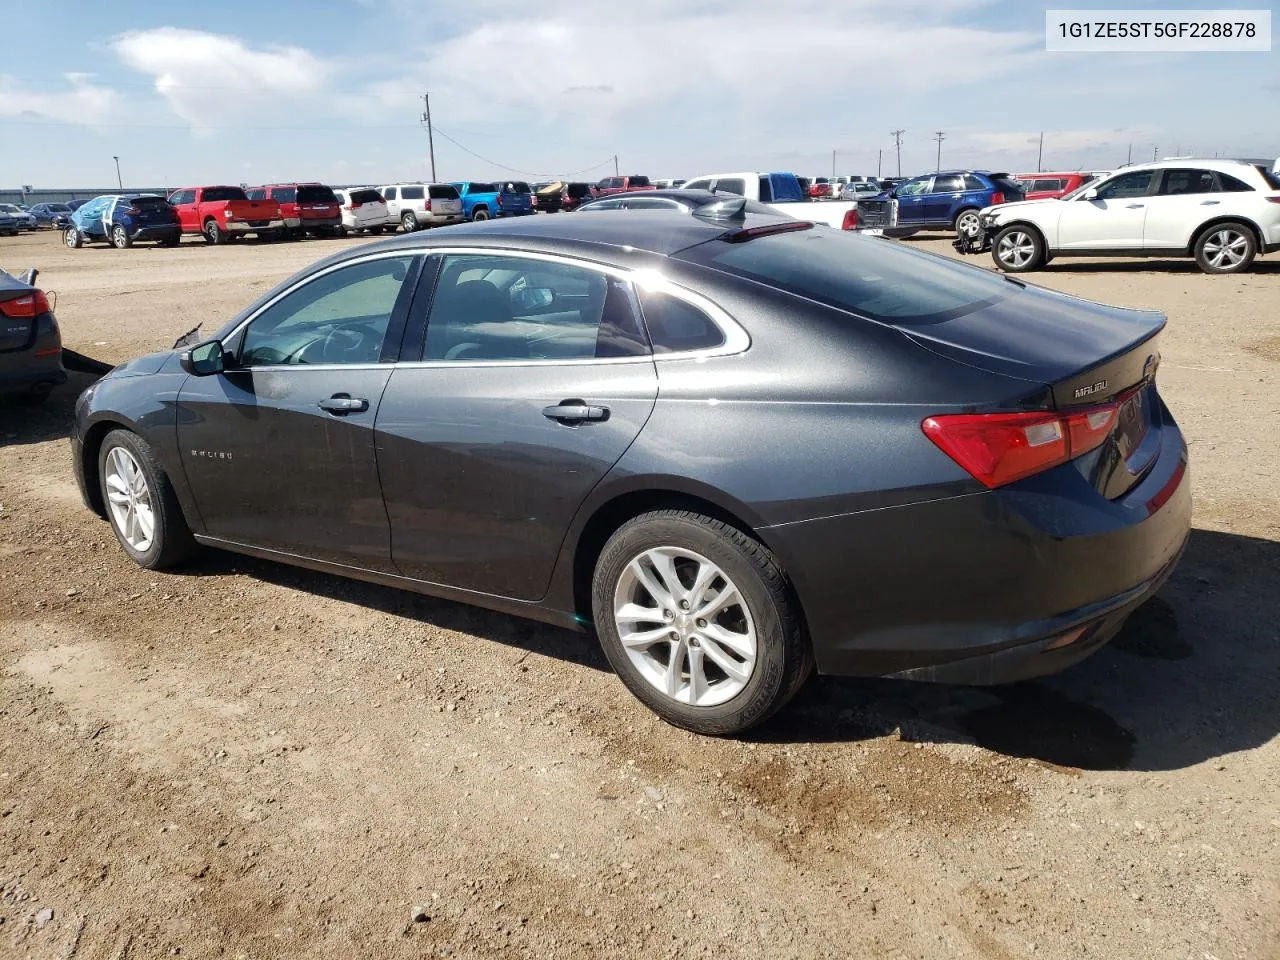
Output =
[
  {"x1": 227, "y1": 199, "x2": 279, "y2": 221},
  {"x1": 900, "y1": 284, "x2": 1166, "y2": 499}
]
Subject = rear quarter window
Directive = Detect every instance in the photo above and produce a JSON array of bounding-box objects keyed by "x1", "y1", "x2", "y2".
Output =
[
  {"x1": 297, "y1": 185, "x2": 336, "y2": 203},
  {"x1": 715, "y1": 178, "x2": 747, "y2": 196},
  {"x1": 351, "y1": 189, "x2": 383, "y2": 203},
  {"x1": 400, "y1": 186, "x2": 425, "y2": 200},
  {"x1": 628, "y1": 176, "x2": 651, "y2": 187},
  {"x1": 272, "y1": 187, "x2": 298, "y2": 203},
  {"x1": 638, "y1": 290, "x2": 726, "y2": 353},
  {"x1": 469, "y1": 183, "x2": 498, "y2": 194},
  {"x1": 204, "y1": 187, "x2": 248, "y2": 202},
  {"x1": 429, "y1": 185, "x2": 459, "y2": 200}
]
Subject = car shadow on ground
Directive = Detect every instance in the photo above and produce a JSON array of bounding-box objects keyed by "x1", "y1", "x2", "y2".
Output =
[
  {"x1": 757, "y1": 526, "x2": 1280, "y2": 772},
  {"x1": 0, "y1": 368, "x2": 99, "y2": 447}
]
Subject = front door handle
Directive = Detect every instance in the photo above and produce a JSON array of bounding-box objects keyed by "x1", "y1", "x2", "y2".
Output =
[
  {"x1": 1200, "y1": 200, "x2": 1221, "y2": 205},
  {"x1": 1125, "y1": 203, "x2": 1145, "y2": 209},
  {"x1": 318, "y1": 394, "x2": 369, "y2": 414},
  {"x1": 543, "y1": 401, "x2": 609, "y2": 424}
]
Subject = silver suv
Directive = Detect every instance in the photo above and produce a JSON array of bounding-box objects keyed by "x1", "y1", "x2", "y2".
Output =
[{"x1": 379, "y1": 183, "x2": 465, "y2": 232}]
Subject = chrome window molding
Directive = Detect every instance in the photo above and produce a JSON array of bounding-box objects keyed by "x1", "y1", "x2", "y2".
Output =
[{"x1": 224, "y1": 244, "x2": 750, "y2": 368}]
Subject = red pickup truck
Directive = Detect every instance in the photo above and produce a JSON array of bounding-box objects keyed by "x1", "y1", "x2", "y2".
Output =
[
  {"x1": 593, "y1": 175, "x2": 655, "y2": 197},
  {"x1": 166, "y1": 185, "x2": 286, "y2": 244},
  {"x1": 246, "y1": 183, "x2": 341, "y2": 237}
]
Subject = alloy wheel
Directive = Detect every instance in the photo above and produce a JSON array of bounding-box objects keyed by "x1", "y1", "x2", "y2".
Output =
[
  {"x1": 104, "y1": 446, "x2": 156, "y2": 552},
  {"x1": 956, "y1": 211, "x2": 981, "y2": 239},
  {"x1": 1202, "y1": 229, "x2": 1249, "y2": 269},
  {"x1": 997, "y1": 230, "x2": 1036, "y2": 268},
  {"x1": 612, "y1": 546, "x2": 757, "y2": 707},
  {"x1": 112, "y1": 226, "x2": 128, "y2": 248}
]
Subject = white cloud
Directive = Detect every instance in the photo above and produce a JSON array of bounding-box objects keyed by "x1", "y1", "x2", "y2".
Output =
[
  {"x1": 111, "y1": 28, "x2": 330, "y2": 134},
  {"x1": 0, "y1": 73, "x2": 119, "y2": 126}
]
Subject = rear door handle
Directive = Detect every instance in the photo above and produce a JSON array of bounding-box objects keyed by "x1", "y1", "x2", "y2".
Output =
[
  {"x1": 318, "y1": 394, "x2": 369, "y2": 414},
  {"x1": 1200, "y1": 200, "x2": 1220, "y2": 205},
  {"x1": 1126, "y1": 203, "x2": 1145, "y2": 209},
  {"x1": 543, "y1": 401, "x2": 609, "y2": 423}
]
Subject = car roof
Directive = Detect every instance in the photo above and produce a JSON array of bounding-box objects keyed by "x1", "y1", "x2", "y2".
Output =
[{"x1": 1112, "y1": 157, "x2": 1266, "y2": 174}]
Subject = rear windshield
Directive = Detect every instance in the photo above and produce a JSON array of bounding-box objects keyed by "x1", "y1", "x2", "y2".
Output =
[
  {"x1": 400, "y1": 186, "x2": 424, "y2": 200},
  {"x1": 429, "y1": 185, "x2": 460, "y2": 200},
  {"x1": 1254, "y1": 164, "x2": 1280, "y2": 189},
  {"x1": 297, "y1": 184, "x2": 336, "y2": 203},
  {"x1": 469, "y1": 182, "x2": 498, "y2": 193},
  {"x1": 131, "y1": 196, "x2": 172, "y2": 210},
  {"x1": 351, "y1": 188, "x2": 383, "y2": 204},
  {"x1": 204, "y1": 186, "x2": 247, "y2": 202},
  {"x1": 628, "y1": 176, "x2": 651, "y2": 187},
  {"x1": 678, "y1": 228, "x2": 1014, "y2": 324},
  {"x1": 47, "y1": 203, "x2": 72, "y2": 212},
  {"x1": 503, "y1": 182, "x2": 531, "y2": 194},
  {"x1": 271, "y1": 186, "x2": 298, "y2": 203},
  {"x1": 567, "y1": 183, "x2": 592, "y2": 198},
  {"x1": 993, "y1": 177, "x2": 1026, "y2": 198}
]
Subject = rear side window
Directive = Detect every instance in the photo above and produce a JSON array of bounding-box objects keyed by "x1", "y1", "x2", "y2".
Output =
[
  {"x1": 677, "y1": 228, "x2": 1014, "y2": 324},
  {"x1": 401, "y1": 186, "x2": 424, "y2": 200},
  {"x1": 637, "y1": 290, "x2": 725, "y2": 353},
  {"x1": 1218, "y1": 173, "x2": 1254, "y2": 192},
  {"x1": 932, "y1": 174, "x2": 964, "y2": 193},
  {"x1": 429, "y1": 185, "x2": 459, "y2": 200},
  {"x1": 383, "y1": 187, "x2": 398, "y2": 200},
  {"x1": 628, "y1": 176, "x2": 651, "y2": 187},
  {"x1": 245, "y1": 188, "x2": 266, "y2": 200},
  {"x1": 351, "y1": 189, "x2": 383, "y2": 204},
  {"x1": 715, "y1": 178, "x2": 746, "y2": 196},
  {"x1": 963, "y1": 175, "x2": 986, "y2": 191},
  {"x1": 297, "y1": 185, "x2": 336, "y2": 203},
  {"x1": 1158, "y1": 169, "x2": 1217, "y2": 196}
]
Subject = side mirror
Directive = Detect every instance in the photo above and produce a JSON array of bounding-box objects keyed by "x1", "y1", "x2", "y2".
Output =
[
  {"x1": 181, "y1": 339, "x2": 226, "y2": 376},
  {"x1": 1082, "y1": 187, "x2": 1099, "y2": 201}
]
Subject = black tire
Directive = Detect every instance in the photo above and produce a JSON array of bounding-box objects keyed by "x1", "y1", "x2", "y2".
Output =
[
  {"x1": 333, "y1": 225, "x2": 347, "y2": 237},
  {"x1": 472, "y1": 207, "x2": 490, "y2": 222},
  {"x1": 111, "y1": 224, "x2": 132, "y2": 249},
  {"x1": 64, "y1": 226, "x2": 83, "y2": 249},
  {"x1": 991, "y1": 224, "x2": 1045, "y2": 272},
  {"x1": 1193, "y1": 221, "x2": 1257, "y2": 274},
  {"x1": 203, "y1": 219, "x2": 224, "y2": 245},
  {"x1": 591, "y1": 510, "x2": 813, "y2": 736},
  {"x1": 97, "y1": 429, "x2": 198, "y2": 570},
  {"x1": 400, "y1": 212, "x2": 418, "y2": 233},
  {"x1": 953, "y1": 208, "x2": 982, "y2": 242}
]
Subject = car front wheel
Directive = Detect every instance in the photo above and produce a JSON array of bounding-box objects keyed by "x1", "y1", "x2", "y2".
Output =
[
  {"x1": 954, "y1": 209, "x2": 982, "y2": 241},
  {"x1": 992, "y1": 225, "x2": 1045, "y2": 272},
  {"x1": 98, "y1": 430, "x2": 197, "y2": 570},
  {"x1": 1194, "y1": 222, "x2": 1256, "y2": 274},
  {"x1": 111, "y1": 224, "x2": 132, "y2": 249},
  {"x1": 64, "y1": 226, "x2": 83, "y2": 249},
  {"x1": 591, "y1": 510, "x2": 812, "y2": 736}
]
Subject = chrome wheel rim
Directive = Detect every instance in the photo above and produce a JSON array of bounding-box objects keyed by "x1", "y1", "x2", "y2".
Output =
[
  {"x1": 613, "y1": 547, "x2": 757, "y2": 707},
  {"x1": 401, "y1": 213, "x2": 415, "y2": 230},
  {"x1": 112, "y1": 226, "x2": 126, "y2": 247},
  {"x1": 957, "y1": 212, "x2": 980, "y2": 238},
  {"x1": 104, "y1": 447, "x2": 155, "y2": 552},
  {"x1": 997, "y1": 230, "x2": 1035, "y2": 268},
  {"x1": 205, "y1": 221, "x2": 218, "y2": 241},
  {"x1": 64, "y1": 228, "x2": 77, "y2": 247},
  {"x1": 1203, "y1": 229, "x2": 1248, "y2": 269}
]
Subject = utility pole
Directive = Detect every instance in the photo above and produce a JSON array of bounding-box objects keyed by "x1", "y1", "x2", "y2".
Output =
[
  {"x1": 933, "y1": 131, "x2": 945, "y2": 173},
  {"x1": 831, "y1": 149, "x2": 836, "y2": 180},
  {"x1": 1153, "y1": 144, "x2": 1159, "y2": 161},
  {"x1": 420, "y1": 94, "x2": 437, "y2": 182},
  {"x1": 112, "y1": 155, "x2": 122, "y2": 189},
  {"x1": 890, "y1": 129, "x2": 905, "y2": 177},
  {"x1": 614, "y1": 155, "x2": 619, "y2": 176},
  {"x1": 877, "y1": 149, "x2": 882, "y2": 179},
  {"x1": 1037, "y1": 131, "x2": 1044, "y2": 172},
  {"x1": 1127, "y1": 143, "x2": 1132, "y2": 165}
]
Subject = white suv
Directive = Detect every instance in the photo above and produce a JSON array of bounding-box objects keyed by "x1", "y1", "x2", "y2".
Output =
[
  {"x1": 979, "y1": 159, "x2": 1280, "y2": 274},
  {"x1": 379, "y1": 183, "x2": 465, "y2": 232},
  {"x1": 332, "y1": 187, "x2": 391, "y2": 234}
]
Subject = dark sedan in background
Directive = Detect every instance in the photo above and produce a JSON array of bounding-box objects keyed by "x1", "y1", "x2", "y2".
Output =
[
  {"x1": 27, "y1": 202, "x2": 76, "y2": 229},
  {"x1": 1, "y1": 268, "x2": 66, "y2": 404},
  {"x1": 71, "y1": 210, "x2": 1190, "y2": 735}
]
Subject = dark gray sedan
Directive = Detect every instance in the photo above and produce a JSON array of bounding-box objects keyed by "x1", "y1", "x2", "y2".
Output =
[{"x1": 71, "y1": 208, "x2": 1190, "y2": 734}]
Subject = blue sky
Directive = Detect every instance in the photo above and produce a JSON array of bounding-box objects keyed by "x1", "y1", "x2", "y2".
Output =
[{"x1": 0, "y1": 0, "x2": 1276, "y2": 188}]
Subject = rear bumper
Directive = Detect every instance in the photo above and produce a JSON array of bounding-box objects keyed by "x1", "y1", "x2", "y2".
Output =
[
  {"x1": 226, "y1": 219, "x2": 285, "y2": 233},
  {"x1": 0, "y1": 359, "x2": 67, "y2": 397},
  {"x1": 765, "y1": 412, "x2": 1191, "y2": 681},
  {"x1": 301, "y1": 215, "x2": 342, "y2": 229},
  {"x1": 422, "y1": 213, "x2": 465, "y2": 226},
  {"x1": 129, "y1": 224, "x2": 181, "y2": 241}
]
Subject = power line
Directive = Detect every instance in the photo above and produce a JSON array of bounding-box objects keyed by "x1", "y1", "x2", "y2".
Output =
[{"x1": 429, "y1": 125, "x2": 614, "y2": 179}]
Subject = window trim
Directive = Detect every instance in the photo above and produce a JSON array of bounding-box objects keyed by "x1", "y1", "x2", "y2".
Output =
[{"x1": 399, "y1": 248, "x2": 749, "y2": 368}]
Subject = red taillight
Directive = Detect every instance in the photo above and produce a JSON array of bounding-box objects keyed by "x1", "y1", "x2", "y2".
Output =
[
  {"x1": 922, "y1": 399, "x2": 1125, "y2": 488},
  {"x1": 496, "y1": 195, "x2": 503, "y2": 208},
  {"x1": 841, "y1": 208, "x2": 859, "y2": 230},
  {"x1": 990, "y1": 192, "x2": 1005, "y2": 205},
  {"x1": 424, "y1": 198, "x2": 432, "y2": 211},
  {"x1": 0, "y1": 291, "x2": 51, "y2": 319}
]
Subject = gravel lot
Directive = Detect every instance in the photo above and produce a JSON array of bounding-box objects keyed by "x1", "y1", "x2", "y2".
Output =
[{"x1": 2, "y1": 228, "x2": 1278, "y2": 960}]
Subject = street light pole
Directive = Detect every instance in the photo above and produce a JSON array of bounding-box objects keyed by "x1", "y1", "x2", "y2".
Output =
[{"x1": 112, "y1": 156, "x2": 122, "y2": 190}]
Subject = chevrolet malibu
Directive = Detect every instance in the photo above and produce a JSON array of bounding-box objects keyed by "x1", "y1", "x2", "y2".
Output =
[{"x1": 72, "y1": 206, "x2": 1190, "y2": 735}]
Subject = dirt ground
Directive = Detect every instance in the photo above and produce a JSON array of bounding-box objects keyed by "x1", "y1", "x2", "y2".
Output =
[{"x1": 1, "y1": 227, "x2": 1278, "y2": 960}]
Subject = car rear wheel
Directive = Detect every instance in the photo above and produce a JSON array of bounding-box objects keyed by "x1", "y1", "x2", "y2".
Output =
[
  {"x1": 98, "y1": 429, "x2": 197, "y2": 570},
  {"x1": 64, "y1": 226, "x2": 83, "y2": 249},
  {"x1": 111, "y1": 224, "x2": 132, "y2": 249},
  {"x1": 1194, "y1": 222, "x2": 1256, "y2": 274},
  {"x1": 203, "y1": 219, "x2": 224, "y2": 245},
  {"x1": 954, "y1": 209, "x2": 982, "y2": 241},
  {"x1": 472, "y1": 207, "x2": 490, "y2": 222},
  {"x1": 591, "y1": 510, "x2": 812, "y2": 736},
  {"x1": 400, "y1": 212, "x2": 418, "y2": 233},
  {"x1": 992, "y1": 225, "x2": 1044, "y2": 272}
]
